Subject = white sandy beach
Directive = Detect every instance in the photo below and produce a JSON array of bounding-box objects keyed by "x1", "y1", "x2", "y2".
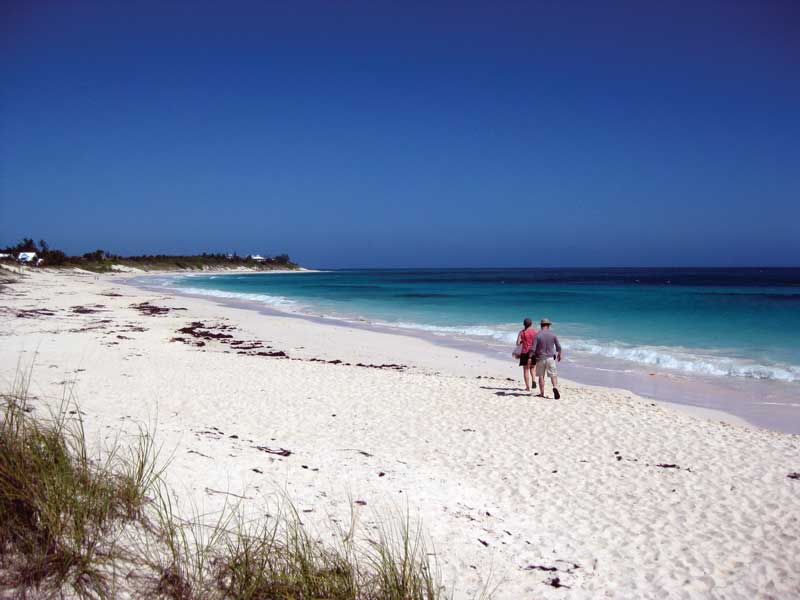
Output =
[{"x1": 1, "y1": 268, "x2": 798, "y2": 599}]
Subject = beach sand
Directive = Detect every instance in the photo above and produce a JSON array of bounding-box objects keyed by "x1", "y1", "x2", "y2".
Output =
[{"x1": 1, "y1": 268, "x2": 798, "y2": 599}]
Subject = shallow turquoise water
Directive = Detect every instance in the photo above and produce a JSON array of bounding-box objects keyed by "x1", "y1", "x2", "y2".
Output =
[{"x1": 168, "y1": 268, "x2": 800, "y2": 384}]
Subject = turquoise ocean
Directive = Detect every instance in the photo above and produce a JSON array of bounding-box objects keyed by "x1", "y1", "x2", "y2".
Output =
[{"x1": 138, "y1": 268, "x2": 800, "y2": 432}]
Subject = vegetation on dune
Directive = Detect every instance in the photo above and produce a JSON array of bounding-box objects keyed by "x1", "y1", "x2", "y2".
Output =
[
  {"x1": 0, "y1": 368, "x2": 153, "y2": 596},
  {"x1": 0, "y1": 368, "x2": 457, "y2": 599},
  {"x1": 0, "y1": 238, "x2": 299, "y2": 272}
]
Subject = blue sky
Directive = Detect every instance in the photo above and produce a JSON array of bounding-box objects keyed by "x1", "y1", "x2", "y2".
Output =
[{"x1": 1, "y1": 1, "x2": 798, "y2": 267}]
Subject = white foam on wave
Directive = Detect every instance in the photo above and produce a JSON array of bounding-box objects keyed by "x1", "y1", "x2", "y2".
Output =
[
  {"x1": 136, "y1": 275, "x2": 301, "y2": 311},
  {"x1": 565, "y1": 340, "x2": 800, "y2": 383},
  {"x1": 378, "y1": 321, "x2": 519, "y2": 344},
  {"x1": 173, "y1": 286, "x2": 302, "y2": 311},
  {"x1": 128, "y1": 274, "x2": 182, "y2": 288},
  {"x1": 374, "y1": 320, "x2": 800, "y2": 383}
]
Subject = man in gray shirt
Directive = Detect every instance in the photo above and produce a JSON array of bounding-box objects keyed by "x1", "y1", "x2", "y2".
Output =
[{"x1": 532, "y1": 318, "x2": 562, "y2": 399}]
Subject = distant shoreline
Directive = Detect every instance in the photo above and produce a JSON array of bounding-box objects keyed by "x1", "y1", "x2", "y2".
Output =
[
  {"x1": 0, "y1": 264, "x2": 319, "y2": 276},
  {"x1": 108, "y1": 265, "x2": 321, "y2": 275}
]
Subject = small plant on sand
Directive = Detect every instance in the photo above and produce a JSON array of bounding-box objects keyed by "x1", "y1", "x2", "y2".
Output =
[
  {"x1": 210, "y1": 504, "x2": 359, "y2": 599},
  {"x1": 143, "y1": 494, "x2": 446, "y2": 600},
  {"x1": 142, "y1": 484, "x2": 237, "y2": 599},
  {"x1": 0, "y1": 366, "x2": 466, "y2": 599},
  {"x1": 0, "y1": 365, "x2": 162, "y2": 596},
  {"x1": 361, "y1": 512, "x2": 441, "y2": 600}
]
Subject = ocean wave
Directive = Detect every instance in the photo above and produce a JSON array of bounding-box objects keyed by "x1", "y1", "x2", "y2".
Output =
[
  {"x1": 374, "y1": 320, "x2": 800, "y2": 382},
  {"x1": 126, "y1": 275, "x2": 182, "y2": 287},
  {"x1": 566, "y1": 340, "x2": 800, "y2": 383},
  {"x1": 175, "y1": 286, "x2": 301, "y2": 310},
  {"x1": 377, "y1": 321, "x2": 519, "y2": 344}
]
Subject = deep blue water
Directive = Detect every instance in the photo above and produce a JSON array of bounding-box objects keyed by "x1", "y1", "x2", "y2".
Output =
[{"x1": 166, "y1": 268, "x2": 800, "y2": 384}]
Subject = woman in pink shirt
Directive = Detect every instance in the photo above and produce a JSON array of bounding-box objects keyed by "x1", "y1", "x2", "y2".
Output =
[{"x1": 516, "y1": 318, "x2": 537, "y2": 392}]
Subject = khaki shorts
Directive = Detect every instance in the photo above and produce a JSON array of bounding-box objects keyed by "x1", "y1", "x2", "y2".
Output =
[{"x1": 535, "y1": 357, "x2": 557, "y2": 378}]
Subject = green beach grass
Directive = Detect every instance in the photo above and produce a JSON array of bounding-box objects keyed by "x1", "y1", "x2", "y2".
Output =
[{"x1": 0, "y1": 367, "x2": 459, "y2": 599}]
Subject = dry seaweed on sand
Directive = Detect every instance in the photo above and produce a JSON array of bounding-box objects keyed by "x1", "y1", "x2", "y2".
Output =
[{"x1": 130, "y1": 301, "x2": 188, "y2": 316}]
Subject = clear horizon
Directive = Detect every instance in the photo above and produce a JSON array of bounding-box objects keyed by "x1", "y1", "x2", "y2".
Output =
[
  {"x1": 2, "y1": 1, "x2": 798, "y2": 268},
  {"x1": 1, "y1": 238, "x2": 799, "y2": 270}
]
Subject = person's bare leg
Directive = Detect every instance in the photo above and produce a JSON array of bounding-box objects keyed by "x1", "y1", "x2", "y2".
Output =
[
  {"x1": 537, "y1": 374, "x2": 545, "y2": 397},
  {"x1": 551, "y1": 375, "x2": 560, "y2": 399},
  {"x1": 522, "y1": 366, "x2": 531, "y2": 391}
]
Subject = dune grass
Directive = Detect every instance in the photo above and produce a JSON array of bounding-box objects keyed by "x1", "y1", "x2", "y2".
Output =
[
  {"x1": 0, "y1": 368, "x2": 148, "y2": 596},
  {"x1": 0, "y1": 369, "x2": 458, "y2": 599}
]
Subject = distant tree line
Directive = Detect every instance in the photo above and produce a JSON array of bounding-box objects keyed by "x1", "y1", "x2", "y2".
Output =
[
  {"x1": 1, "y1": 238, "x2": 69, "y2": 265},
  {"x1": 0, "y1": 239, "x2": 297, "y2": 270}
]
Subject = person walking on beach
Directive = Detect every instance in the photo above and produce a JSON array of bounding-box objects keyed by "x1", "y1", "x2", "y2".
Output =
[
  {"x1": 516, "y1": 318, "x2": 537, "y2": 392},
  {"x1": 533, "y1": 318, "x2": 562, "y2": 399}
]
